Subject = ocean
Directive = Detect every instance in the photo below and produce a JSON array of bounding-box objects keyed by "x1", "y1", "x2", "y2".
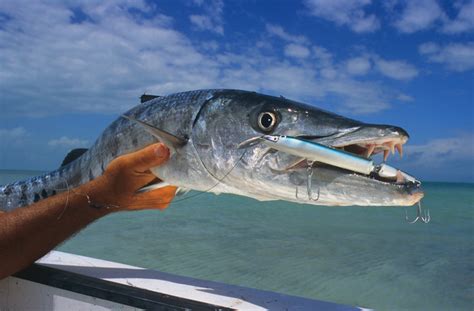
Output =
[{"x1": 1, "y1": 170, "x2": 473, "y2": 310}]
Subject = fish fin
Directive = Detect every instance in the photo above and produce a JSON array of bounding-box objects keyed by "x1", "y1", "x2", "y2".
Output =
[
  {"x1": 175, "y1": 187, "x2": 191, "y2": 197},
  {"x1": 60, "y1": 148, "x2": 88, "y2": 167},
  {"x1": 140, "y1": 94, "x2": 160, "y2": 103},
  {"x1": 136, "y1": 181, "x2": 170, "y2": 193},
  {"x1": 122, "y1": 115, "x2": 187, "y2": 152}
]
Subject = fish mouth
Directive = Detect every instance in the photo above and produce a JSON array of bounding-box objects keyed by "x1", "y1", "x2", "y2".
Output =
[
  {"x1": 294, "y1": 125, "x2": 424, "y2": 204},
  {"x1": 332, "y1": 134, "x2": 408, "y2": 162},
  {"x1": 301, "y1": 125, "x2": 409, "y2": 162}
]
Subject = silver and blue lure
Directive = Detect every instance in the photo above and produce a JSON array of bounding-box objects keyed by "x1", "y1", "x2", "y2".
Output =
[{"x1": 259, "y1": 135, "x2": 419, "y2": 184}]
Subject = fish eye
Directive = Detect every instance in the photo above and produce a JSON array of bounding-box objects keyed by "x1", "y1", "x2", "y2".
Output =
[{"x1": 257, "y1": 112, "x2": 277, "y2": 132}]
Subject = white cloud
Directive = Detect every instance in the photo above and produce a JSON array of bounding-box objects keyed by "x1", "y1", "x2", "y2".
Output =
[
  {"x1": 374, "y1": 57, "x2": 419, "y2": 80},
  {"x1": 442, "y1": 0, "x2": 474, "y2": 34},
  {"x1": 190, "y1": 15, "x2": 223, "y2": 34},
  {"x1": 304, "y1": 0, "x2": 380, "y2": 33},
  {"x1": 391, "y1": 0, "x2": 474, "y2": 34},
  {"x1": 345, "y1": 56, "x2": 371, "y2": 75},
  {"x1": 397, "y1": 93, "x2": 414, "y2": 102},
  {"x1": 419, "y1": 42, "x2": 474, "y2": 72},
  {"x1": 393, "y1": 0, "x2": 444, "y2": 33},
  {"x1": 189, "y1": 0, "x2": 224, "y2": 34},
  {"x1": 0, "y1": 127, "x2": 27, "y2": 140},
  {"x1": 48, "y1": 136, "x2": 89, "y2": 148},
  {"x1": 0, "y1": 2, "x2": 415, "y2": 118},
  {"x1": 405, "y1": 134, "x2": 474, "y2": 168},
  {"x1": 265, "y1": 24, "x2": 309, "y2": 44},
  {"x1": 0, "y1": 0, "x2": 218, "y2": 116},
  {"x1": 312, "y1": 46, "x2": 333, "y2": 65},
  {"x1": 284, "y1": 43, "x2": 310, "y2": 58},
  {"x1": 418, "y1": 42, "x2": 440, "y2": 54}
]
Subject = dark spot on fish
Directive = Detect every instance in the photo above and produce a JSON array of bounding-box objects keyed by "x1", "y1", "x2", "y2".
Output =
[
  {"x1": 34, "y1": 193, "x2": 40, "y2": 202},
  {"x1": 52, "y1": 190, "x2": 57, "y2": 196},
  {"x1": 41, "y1": 189, "x2": 48, "y2": 199},
  {"x1": 31, "y1": 178, "x2": 39, "y2": 188},
  {"x1": 89, "y1": 169, "x2": 94, "y2": 180},
  {"x1": 19, "y1": 192, "x2": 28, "y2": 206},
  {"x1": 101, "y1": 162, "x2": 105, "y2": 174},
  {"x1": 132, "y1": 136, "x2": 138, "y2": 146},
  {"x1": 3, "y1": 185, "x2": 12, "y2": 196},
  {"x1": 20, "y1": 182, "x2": 28, "y2": 192}
]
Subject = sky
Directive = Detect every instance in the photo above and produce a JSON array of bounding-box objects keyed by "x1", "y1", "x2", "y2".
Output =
[{"x1": 0, "y1": 0, "x2": 473, "y2": 182}]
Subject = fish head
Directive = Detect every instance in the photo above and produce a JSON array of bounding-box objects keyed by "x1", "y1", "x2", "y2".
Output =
[{"x1": 191, "y1": 90, "x2": 423, "y2": 206}]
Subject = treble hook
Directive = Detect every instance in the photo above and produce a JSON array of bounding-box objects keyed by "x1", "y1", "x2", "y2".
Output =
[
  {"x1": 295, "y1": 160, "x2": 320, "y2": 201},
  {"x1": 405, "y1": 202, "x2": 430, "y2": 224}
]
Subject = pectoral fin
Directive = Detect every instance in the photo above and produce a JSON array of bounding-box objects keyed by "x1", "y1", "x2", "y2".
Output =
[
  {"x1": 122, "y1": 115, "x2": 187, "y2": 153},
  {"x1": 136, "y1": 181, "x2": 169, "y2": 193},
  {"x1": 137, "y1": 181, "x2": 190, "y2": 198}
]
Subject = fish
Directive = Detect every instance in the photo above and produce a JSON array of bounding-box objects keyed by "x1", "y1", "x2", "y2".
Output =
[{"x1": 0, "y1": 89, "x2": 423, "y2": 211}]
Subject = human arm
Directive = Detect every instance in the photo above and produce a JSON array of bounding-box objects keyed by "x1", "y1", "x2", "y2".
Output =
[{"x1": 0, "y1": 143, "x2": 176, "y2": 279}]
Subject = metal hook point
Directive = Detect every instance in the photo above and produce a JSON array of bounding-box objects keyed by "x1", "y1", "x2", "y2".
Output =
[
  {"x1": 306, "y1": 161, "x2": 320, "y2": 201},
  {"x1": 405, "y1": 202, "x2": 430, "y2": 224},
  {"x1": 294, "y1": 160, "x2": 320, "y2": 201},
  {"x1": 421, "y1": 207, "x2": 431, "y2": 223}
]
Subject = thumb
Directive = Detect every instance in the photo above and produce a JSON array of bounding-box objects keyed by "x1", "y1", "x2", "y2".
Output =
[{"x1": 123, "y1": 143, "x2": 171, "y2": 173}]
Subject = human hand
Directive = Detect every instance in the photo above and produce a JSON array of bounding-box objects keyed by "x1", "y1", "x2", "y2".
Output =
[{"x1": 88, "y1": 143, "x2": 177, "y2": 211}]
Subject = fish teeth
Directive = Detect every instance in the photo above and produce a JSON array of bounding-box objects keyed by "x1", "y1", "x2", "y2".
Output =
[
  {"x1": 395, "y1": 143, "x2": 403, "y2": 158},
  {"x1": 383, "y1": 150, "x2": 390, "y2": 162},
  {"x1": 383, "y1": 141, "x2": 395, "y2": 155},
  {"x1": 366, "y1": 144, "x2": 375, "y2": 158}
]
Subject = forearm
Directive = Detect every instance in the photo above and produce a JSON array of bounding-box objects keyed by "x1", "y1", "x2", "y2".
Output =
[
  {"x1": 0, "y1": 143, "x2": 174, "y2": 279},
  {"x1": 0, "y1": 179, "x2": 112, "y2": 279}
]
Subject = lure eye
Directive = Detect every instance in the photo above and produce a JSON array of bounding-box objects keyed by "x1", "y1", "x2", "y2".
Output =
[{"x1": 257, "y1": 112, "x2": 277, "y2": 132}]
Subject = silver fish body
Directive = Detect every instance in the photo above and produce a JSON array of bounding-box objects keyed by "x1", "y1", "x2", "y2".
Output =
[{"x1": 0, "y1": 89, "x2": 423, "y2": 211}]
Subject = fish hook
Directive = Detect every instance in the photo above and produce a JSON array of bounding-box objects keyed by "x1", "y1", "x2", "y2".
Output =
[
  {"x1": 405, "y1": 202, "x2": 430, "y2": 224},
  {"x1": 295, "y1": 160, "x2": 320, "y2": 201}
]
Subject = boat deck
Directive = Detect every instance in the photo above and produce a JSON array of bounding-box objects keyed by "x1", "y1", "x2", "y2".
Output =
[{"x1": 0, "y1": 251, "x2": 367, "y2": 310}]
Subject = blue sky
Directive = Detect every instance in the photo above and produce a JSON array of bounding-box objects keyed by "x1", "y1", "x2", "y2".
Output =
[{"x1": 0, "y1": 0, "x2": 473, "y2": 182}]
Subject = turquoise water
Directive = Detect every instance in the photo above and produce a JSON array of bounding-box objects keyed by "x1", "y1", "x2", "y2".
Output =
[{"x1": 2, "y1": 170, "x2": 473, "y2": 310}]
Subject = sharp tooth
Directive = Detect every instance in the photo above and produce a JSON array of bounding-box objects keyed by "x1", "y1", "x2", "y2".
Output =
[
  {"x1": 366, "y1": 144, "x2": 375, "y2": 157},
  {"x1": 395, "y1": 144, "x2": 403, "y2": 158},
  {"x1": 383, "y1": 150, "x2": 390, "y2": 162},
  {"x1": 383, "y1": 141, "x2": 395, "y2": 154}
]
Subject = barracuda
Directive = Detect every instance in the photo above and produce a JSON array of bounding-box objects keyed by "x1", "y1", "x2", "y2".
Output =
[{"x1": 0, "y1": 89, "x2": 423, "y2": 211}]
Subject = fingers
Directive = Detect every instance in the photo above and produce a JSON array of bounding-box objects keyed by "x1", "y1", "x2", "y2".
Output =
[
  {"x1": 130, "y1": 186, "x2": 178, "y2": 210},
  {"x1": 122, "y1": 143, "x2": 170, "y2": 173},
  {"x1": 98, "y1": 143, "x2": 174, "y2": 210}
]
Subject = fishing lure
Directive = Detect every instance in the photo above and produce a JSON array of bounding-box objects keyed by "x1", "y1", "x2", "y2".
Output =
[{"x1": 259, "y1": 135, "x2": 419, "y2": 184}]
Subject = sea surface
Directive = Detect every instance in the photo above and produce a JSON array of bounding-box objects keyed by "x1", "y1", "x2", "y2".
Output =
[{"x1": 1, "y1": 170, "x2": 473, "y2": 310}]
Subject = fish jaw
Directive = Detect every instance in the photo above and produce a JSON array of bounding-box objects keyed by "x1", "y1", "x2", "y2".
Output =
[
  {"x1": 190, "y1": 90, "x2": 423, "y2": 207},
  {"x1": 280, "y1": 166, "x2": 424, "y2": 206}
]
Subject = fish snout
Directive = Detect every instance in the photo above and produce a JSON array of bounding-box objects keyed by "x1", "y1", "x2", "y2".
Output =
[
  {"x1": 386, "y1": 126, "x2": 410, "y2": 140},
  {"x1": 368, "y1": 124, "x2": 410, "y2": 141}
]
